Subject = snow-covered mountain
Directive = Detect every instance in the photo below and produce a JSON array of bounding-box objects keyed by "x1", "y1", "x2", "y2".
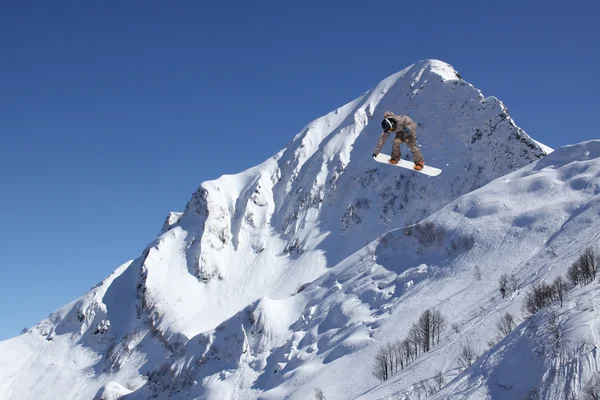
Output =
[{"x1": 0, "y1": 59, "x2": 569, "y2": 400}]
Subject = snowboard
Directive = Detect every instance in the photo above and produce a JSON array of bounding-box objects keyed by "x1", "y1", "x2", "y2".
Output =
[{"x1": 374, "y1": 153, "x2": 442, "y2": 176}]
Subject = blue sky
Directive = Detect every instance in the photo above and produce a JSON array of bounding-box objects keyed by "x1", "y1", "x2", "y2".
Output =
[{"x1": 0, "y1": 1, "x2": 598, "y2": 340}]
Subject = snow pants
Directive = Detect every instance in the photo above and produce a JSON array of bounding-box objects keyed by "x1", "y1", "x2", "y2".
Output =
[{"x1": 391, "y1": 132, "x2": 423, "y2": 164}]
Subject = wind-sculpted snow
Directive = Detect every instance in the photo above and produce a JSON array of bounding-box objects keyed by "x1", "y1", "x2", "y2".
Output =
[{"x1": 1, "y1": 59, "x2": 564, "y2": 400}]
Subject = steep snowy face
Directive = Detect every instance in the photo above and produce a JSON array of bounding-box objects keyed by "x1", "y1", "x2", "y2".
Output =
[{"x1": 158, "y1": 59, "x2": 548, "y2": 338}]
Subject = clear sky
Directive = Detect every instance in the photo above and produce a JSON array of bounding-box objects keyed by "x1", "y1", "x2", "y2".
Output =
[{"x1": 0, "y1": 1, "x2": 598, "y2": 340}]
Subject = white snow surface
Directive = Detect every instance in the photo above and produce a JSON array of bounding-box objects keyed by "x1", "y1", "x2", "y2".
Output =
[
  {"x1": 7, "y1": 59, "x2": 595, "y2": 400},
  {"x1": 94, "y1": 382, "x2": 133, "y2": 400}
]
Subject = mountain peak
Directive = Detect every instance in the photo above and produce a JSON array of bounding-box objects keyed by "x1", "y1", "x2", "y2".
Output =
[{"x1": 411, "y1": 59, "x2": 464, "y2": 81}]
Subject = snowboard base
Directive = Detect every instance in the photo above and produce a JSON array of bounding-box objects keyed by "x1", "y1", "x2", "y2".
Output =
[{"x1": 374, "y1": 153, "x2": 442, "y2": 176}]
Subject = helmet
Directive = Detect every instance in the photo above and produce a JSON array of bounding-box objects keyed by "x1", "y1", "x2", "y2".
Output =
[{"x1": 381, "y1": 118, "x2": 396, "y2": 132}]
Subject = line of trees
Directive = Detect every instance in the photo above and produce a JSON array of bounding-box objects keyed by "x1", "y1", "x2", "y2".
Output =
[
  {"x1": 524, "y1": 280, "x2": 560, "y2": 315},
  {"x1": 496, "y1": 312, "x2": 516, "y2": 336},
  {"x1": 373, "y1": 247, "x2": 600, "y2": 387},
  {"x1": 567, "y1": 247, "x2": 599, "y2": 286},
  {"x1": 522, "y1": 247, "x2": 599, "y2": 316},
  {"x1": 373, "y1": 309, "x2": 446, "y2": 382},
  {"x1": 498, "y1": 273, "x2": 518, "y2": 299}
]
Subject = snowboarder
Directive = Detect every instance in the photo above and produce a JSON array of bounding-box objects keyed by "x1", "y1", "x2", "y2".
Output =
[{"x1": 372, "y1": 111, "x2": 424, "y2": 171}]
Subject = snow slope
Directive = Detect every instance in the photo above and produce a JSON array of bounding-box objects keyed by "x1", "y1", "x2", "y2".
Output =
[
  {"x1": 0, "y1": 59, "x2": 553, "y2": 400},
  {"x1": 358, "y1": 141, "x2": 600, "y2": 400}
]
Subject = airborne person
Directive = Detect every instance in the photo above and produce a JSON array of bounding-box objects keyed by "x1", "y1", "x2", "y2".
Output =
[{"x1": 372, "y1": 111, "x2": 424, "y2": 171}]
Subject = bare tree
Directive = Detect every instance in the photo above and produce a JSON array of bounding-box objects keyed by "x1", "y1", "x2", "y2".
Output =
[
  {"x1": 315, "y1": 388, "x2": 326, "y2": 400},
  {"x1": 496, "y1": 312, "x2": 516, "y2": 337},
  {"x1": 416, "y1": 309, "x2": 446, "y2": 352},
  {"x1": 509, "y1": 274, "x2": 519, "y2": 292},
  {"x1": 434, "y1": 370, "x2": 445, "y2": 391},
  {"x1": 408, "y1": 324, "x2": 421, "y2": 358},
  {"x1": 417, "y1": 310, "x2": 434, "y2": 352},
  {"x1": 583, "y1": 373, "x2": 600, "y2": 400},
  {"x1": 452, "y1": 322, "x2": 460, "y2": 333},
  {"x1": 524, "y1": 282, "x2": 556, "y2": 315},
  {"x1": 402, "y1": 338, "x2": 413, "y2": 364},
  {"x1": 432, "y1": 309, "x2": 446, "y2": 345},
  {"x1": 568, "y1": 247, "x2": 600, "y2": 286},
  {"x1": 373, "y1": 345, "x2": 391, "y2": 382},
  {"x1": 458, "y1": 342, "x2": 479, "y2": 368},
  {"x1": 567, "y1": 259, "x2": 583, "y2": 286},
  {"x1": 499, "y1": 273, "x2": 509, "y2": 299},
  {"x1": 393, "y1": 340, "x2": 406, "y2": 371},
  {"x1": 386, "y1": 341, "x2": 400, "y2": 375},
  {"x1": 372, "y1": 309, "x2": 446, "y2": 381},
  {"x1": 553, "y1": 276, "x2": 566, "y2": 307},
  {"x1": 373, "y1": 340, "x2": 408, "y2": 382},
  {"x1": 582, "y1": 247, "x2": 599, "y2": 282}
]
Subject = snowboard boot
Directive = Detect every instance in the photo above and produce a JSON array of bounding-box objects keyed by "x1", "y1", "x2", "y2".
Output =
[
  {"x1": 414, "y1": 160, "x2": 424, "y2": 171},
  {"x1": 389, "y1": 158, "x2": 399, "y2": 165}
]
